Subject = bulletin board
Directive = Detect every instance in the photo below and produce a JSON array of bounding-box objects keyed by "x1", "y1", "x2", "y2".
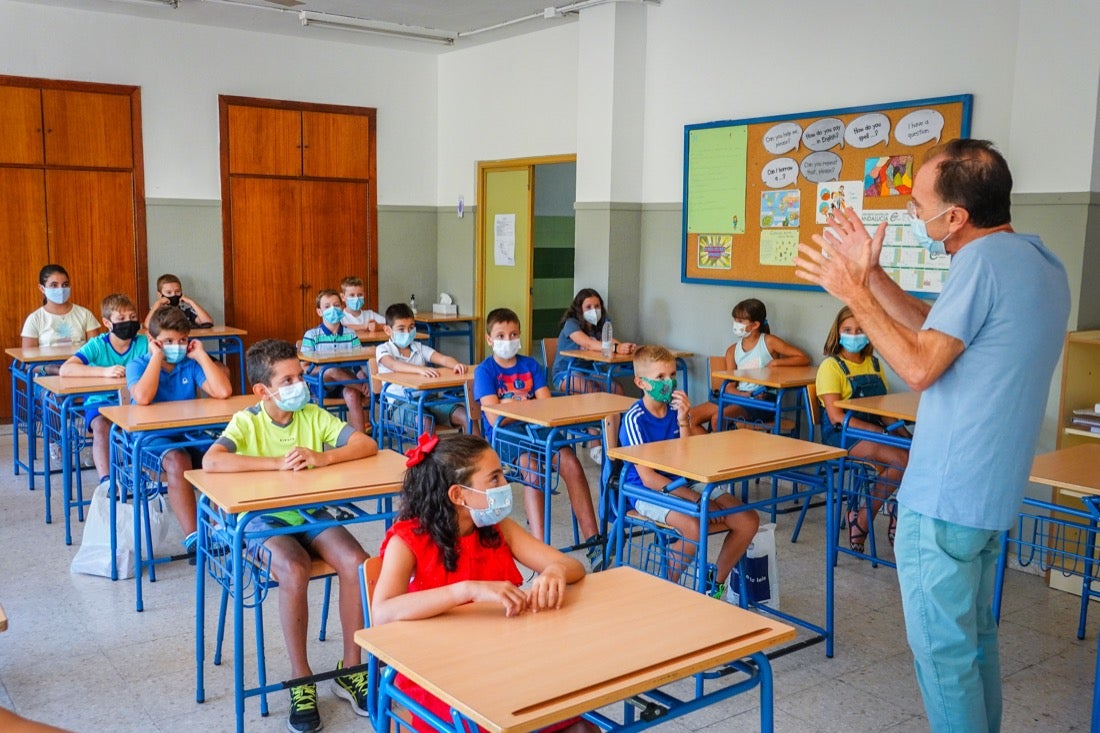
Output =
[{"x1": 682, "y1": 95, "x2": 972, "y2": 295}]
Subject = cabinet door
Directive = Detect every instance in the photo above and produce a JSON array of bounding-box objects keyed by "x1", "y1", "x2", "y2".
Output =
[
  {"x1": 45, "y1": 170, "x2": 137, "y2": 309},
  {"x1": 227, "y1": 105, "x2": 302, "y2": 177},
  {"x1": 301, "y1": 180, "x2": 371, "y2": 326},
  {"x1": 0, "y1": 86, "x2": 44, "y2": 165},
  {"x1": 302, "y1": 111, "x2": 371, "y2": 180},
  {"x1": 42, "y1": 89, "x2": 133, "y2": 169},
  {"x1": 228, "y1": 177, "x2": 305, "y2": 344}
]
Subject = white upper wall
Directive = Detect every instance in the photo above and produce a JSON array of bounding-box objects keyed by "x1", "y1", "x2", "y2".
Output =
[{"x1": 0, "y1": 0, "x2": 438, "y2": 204}]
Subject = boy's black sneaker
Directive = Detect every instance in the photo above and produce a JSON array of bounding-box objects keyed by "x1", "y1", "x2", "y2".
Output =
[
  {"x1": 332, "y1": 659, "x2": 370, "y2": 717},
  {"x1": 287, "y1": 682, "x2": 322, "y2": 733}
]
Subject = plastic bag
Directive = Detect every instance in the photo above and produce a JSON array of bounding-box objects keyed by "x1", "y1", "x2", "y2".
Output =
[
  {"x1": 71, "y1": 482, "x2": 135, "y2": 579},
  {"x1": 728, "y1": 523, "x2": 780, "y2": 609}
]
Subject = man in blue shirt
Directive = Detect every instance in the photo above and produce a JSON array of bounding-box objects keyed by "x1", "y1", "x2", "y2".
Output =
[{"x1": 795, "y1": 139, "x2": 1070, "y2": 732}]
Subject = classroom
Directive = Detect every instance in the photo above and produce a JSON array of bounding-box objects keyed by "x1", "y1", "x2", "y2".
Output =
[{"x1": 1, "y1": 0, "x2": 1099, "y2": 731}]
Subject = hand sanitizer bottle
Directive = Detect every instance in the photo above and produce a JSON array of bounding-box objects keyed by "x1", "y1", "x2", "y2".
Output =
[
  {"x1": 409, "y1": 294, "x2": 418, "y2": 315},
  {"x1": 601, "y1": 321, "x2": 613, "y2": 357}
]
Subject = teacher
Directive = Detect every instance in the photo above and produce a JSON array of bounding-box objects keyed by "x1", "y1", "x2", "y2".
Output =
[{"x1": 794, "y1": 138, "x2": 1070, "y2": 732}]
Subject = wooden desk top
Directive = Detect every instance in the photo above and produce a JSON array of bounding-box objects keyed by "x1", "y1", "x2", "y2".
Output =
[
  {"x1": 608, "y1": 430, "x2": 845, "y2": 484},
  {"x1": 299, "y1": 346, "x2": 376, "y2": 363},
  {"x1": 98, "y1": 394, "x2": 256, "y2": 432},
  {"x1": 34, "y1": 375, "x2": 127, "y2": 395},
  {"x1": 560, "y1": 349, "x2": 694, "y2": 365},
  {"x1": 1029, "y1": 444, "x2": 1100, "y2": 497},
  {"x1": 187, "y1": 449, "x2": 407, "y2": 514},
  {"x1": 356, "y1": 566, "x2": 794, "y2": 733},
  {"x1": 834, "y1": 391, "x2": 920, "y2": 422},
  {"x1": 378, "y1": 369, "x2": 474, "y2": 390},
  {"x1": 482, "y1": 393, "x2": 636, "y2": 428},
  {"x1": 355, "y1": 331, "x2": 428, "y2": 344},
  {"x1": 192, "y1": 325, "x2": 247, "y2": 337},
  {"x1": 712, "y1": 365, "x2": 819, "y2": 389},
  {"x1": 5, "y1": 345, "x2": 79, "y2": 363},
  {"x1": 413, "y1": 313, "x2": 478, "y2": 323}
]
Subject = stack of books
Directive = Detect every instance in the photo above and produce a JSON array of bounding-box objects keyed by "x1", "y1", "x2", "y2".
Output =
[{"x1": 1071, "y1": 405, "x2": 1100, "y2": 433}]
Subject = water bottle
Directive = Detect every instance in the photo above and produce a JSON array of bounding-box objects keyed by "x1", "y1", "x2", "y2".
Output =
[
  {"x1": 601, "y1": 321, "x2": 613, "y2": 357},
  {"x1": 409, "y1": 293, "x2": 418, "y2": 315}
]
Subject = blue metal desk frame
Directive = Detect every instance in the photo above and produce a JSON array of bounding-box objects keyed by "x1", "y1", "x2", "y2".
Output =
[
  {"x1": 712, "y1": 379, "x2": 811, "y2": 436},
  {"x1": 414, "y1": 315, "x2": 477, "y2": 365},
  {"x1": 8, "y1": 351, "x2": 71, "y2": 489},
  {"x1": 192, "y1": 328, "x2": 247, "y2": 394},
  {"x1": 560, "y1": 352, "x2": 692, "y2": 397},
  {"x1": 377, "y1": 380, "x2": 467, "y2": 452},
  {"x1": 300, "y1": 347, "x2": 374, "y2": 415}
]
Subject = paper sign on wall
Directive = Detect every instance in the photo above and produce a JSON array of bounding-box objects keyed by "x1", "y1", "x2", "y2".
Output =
[{"x1": 494, "y1": 214, "x2": 516, "y2": 267}]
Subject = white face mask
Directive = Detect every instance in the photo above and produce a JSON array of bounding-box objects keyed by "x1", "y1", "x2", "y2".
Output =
[
  {"x1": 732, "y1": 322, "x2": 750, "y2": 339},
  {"x1": 582, "y1": 308, "x2": 601, "y2": 325},
  {"x1": 492, "y1": 338, "x2": 521, "y2": 360}
]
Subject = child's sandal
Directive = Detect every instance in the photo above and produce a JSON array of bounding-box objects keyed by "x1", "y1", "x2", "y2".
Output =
[{"x1": 847, "y1": 510, "x2": 869, "y2": 554}]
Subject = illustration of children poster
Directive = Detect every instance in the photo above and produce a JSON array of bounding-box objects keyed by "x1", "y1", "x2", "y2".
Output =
[
  {"x1": 760, "y1": 190, "x2": 800, "y2": 228},
  {"x1": 815, "y1": 180, "x2": 863, "y2": 224},
  {"x1": 864, "y1": 155, "x2": 913, "y2": 197}
]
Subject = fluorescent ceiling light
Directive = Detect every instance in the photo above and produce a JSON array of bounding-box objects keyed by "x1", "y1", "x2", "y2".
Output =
[
  {"x1": 298, "y1": 10, "x2": 456, "y2": 46},
  {"x1": 104, "y1": 0, "x2": 179, "y2": 7}
]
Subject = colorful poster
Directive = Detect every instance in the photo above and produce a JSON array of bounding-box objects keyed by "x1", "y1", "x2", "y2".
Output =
[
  {"x1": 687, "y1": 126, "x2": 748, "y2": 234},
  {"x1": 697, "y1": 234, "x2": 733, "y2": 269},
  {"x1": 815, "y1": 181, "x2": 863, "y2": 223},
  {"x1": 760, "y1": 190, "x2": 800, "y2": 228},
  {"x1": 864, "y1": 155, "x2": 913, "y2": 197},
  {"x1": 863, "y1": 209, "x2": 949, "y2": 294},
  {"x1": 759, "y1": 230, "x2": 799, "y2": 266}
]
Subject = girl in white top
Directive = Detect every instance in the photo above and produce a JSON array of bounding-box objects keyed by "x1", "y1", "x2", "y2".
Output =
[
  {"x1": 21, "y1": 264, "x2": 100, "y2": 350},
  {"x1": 690, "y1": 298, "x2": 809, "y2": 431}
]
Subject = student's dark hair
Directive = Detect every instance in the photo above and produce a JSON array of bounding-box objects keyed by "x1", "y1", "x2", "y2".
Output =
[
  {"x1": 485, "y1": 308, "x2": 520, "y2": 334},
  {"x1": 315, "y1": 289, "x2": 341, "y2": 309},
  {"x1": 147, "y1": 305, "x2": 191, "y2": 338},
  {"x1": 399, "y1": 434, "x2": 502, "y2": 572},
  {"x1": 924, "y1": 138, "x2": 1012, "y2": 228},
  {"x1": 246, "y1": 338, "x2": 298, "y2": 387},
  {"x1": 38, "y1": 264, "x2": 69, "y2": 305},
  {"x1": 559, "y1": 288, "x2": 606, "y2": 336},
  {"x1": 156, "y1": 273, "x2": 182, "y2": 291},
  {"x1": 100, "y1": 293, "x2": 136, "y2": 320},
  {"x1": 385, "y1": 302, "x2": 415, "y2": 326},
  {"x1": 823, "y1": 305, "x2": 873, "y2": 358},
  {"x1": 731, "y1": 298, "x2": 770, "y2": 335}
]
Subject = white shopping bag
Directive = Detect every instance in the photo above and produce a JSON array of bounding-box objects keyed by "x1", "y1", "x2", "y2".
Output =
[
  {"x1": 728, "y1": 523, "x2": 780, "y2": 609},
  {"x1": 71, "y1": 482, "x2": 135, "y2": 579}
]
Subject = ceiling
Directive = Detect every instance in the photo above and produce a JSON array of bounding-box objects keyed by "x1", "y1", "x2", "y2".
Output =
[{"x1": 20, "y1": 0, "x2": 605, "y2": 52}]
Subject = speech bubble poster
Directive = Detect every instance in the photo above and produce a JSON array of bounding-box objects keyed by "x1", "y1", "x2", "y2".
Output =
[
  {"x1": 816, "y1": 181, "x2": 862, "y2": 223},
  {"x1": 760, "y1": 190, "x2": 800, "y2": 228},
  {"x1": 864, "y1": 155, "x2": 913, "y2": 197}
]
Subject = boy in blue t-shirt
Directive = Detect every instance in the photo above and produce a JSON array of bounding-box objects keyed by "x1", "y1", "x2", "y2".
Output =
[
  {"x1": 618, "y1": 345, "x2": 758, "y2": 597},
  {"x1": 473, "y1": 307, "x2": 601, "y2": 567},
  {"x1": 126, "y1": 306, "x2": 233, "y2": 551},
  {"x1": 59, "y1": 293, "x2": 149, "y2": 489}
]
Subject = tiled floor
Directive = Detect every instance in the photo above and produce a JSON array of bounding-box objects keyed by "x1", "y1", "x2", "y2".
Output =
[{"x1": 0, "y1": 436, "x2": 1093, "y2": 732}]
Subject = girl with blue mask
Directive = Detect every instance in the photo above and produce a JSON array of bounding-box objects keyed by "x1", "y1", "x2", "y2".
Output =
[
  {"x1": 371, "y1": 434, "x2": 593, "y2": 730},
  {"x1": 815, "y1": 305, "x2": 910, "y2": 555}
]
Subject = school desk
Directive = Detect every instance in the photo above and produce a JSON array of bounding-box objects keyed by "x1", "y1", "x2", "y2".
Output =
[
  {"x1": 376, "y1": 368, "x2": 473, "y2": 451},
  {"x1": 298, "y1": 345, "x2": 376, "y2": 412},
  {"x1": 607, "y1": 430, "x2": 845, "y2": 657},
  {"x1": 190, "y1": 326, "x2": 248, "y2": 393},
  {"x1": 558, "y1": 348, "x2": 694, "y2": 396},
  {"x1": 5, "y1": 345, "x2": 79, "y2": 490},
  {"x1": 710, "y1": 365, "x2": 818, "y2": 436},
  {"x1": 835, "y1": 391, "x2": 920, "y2": 451},
  {"x1": 188, "y1": 450, "x2": 406, "y2": 733},
  {"x1": 35, "y1": 375, "x2": 126, "y2": 544},
  {"x1": 356, "y1": 329, "x2": 428, "y2": 344},
  {"x1": 481, "y1": 393, "x2": 635, "y2": 551},
  {"x1": 98, "y1": 395, "x2": 257, "y2": 611},
  {"x1": 414, "y1": 312, "x2": 479, "y2": 364},
  {"x1": 356, "y1": 566, "x2": 795, "y2": 733}
]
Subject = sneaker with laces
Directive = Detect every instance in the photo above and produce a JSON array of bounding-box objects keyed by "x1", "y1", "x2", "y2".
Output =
[
  {"x1": 585, "y1": 539, "x2": 605, "y2": 573},
  {"x1": 287, "y1": 682, "x2": 322, "y2": 733},
  {"x1": 332, "y1": 660, "x2": 370, "y2": 717}
]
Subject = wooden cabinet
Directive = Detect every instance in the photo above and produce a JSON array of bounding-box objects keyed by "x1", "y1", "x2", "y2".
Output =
[
  {"x1": 0, "y1": 76, "x2": 147, "y2": 421},
  {"x1": 221, "y1": 96, "x2": 377, "y2": 348}
]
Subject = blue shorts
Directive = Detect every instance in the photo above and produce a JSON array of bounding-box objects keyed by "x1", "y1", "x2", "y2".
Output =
[
  {"x1": 83, "y1": 405, "x2": 105, "y2": 431},
  {"x1": 244, "y1": 506, "x2": 340, "y2": 554}
]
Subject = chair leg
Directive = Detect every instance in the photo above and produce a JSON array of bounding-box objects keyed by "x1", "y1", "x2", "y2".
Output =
[
  {"x1": 256, "y1": 600, "x2": 269, "y2": 716},
  {"x1": 214, "y1": 584, "x2": 230, "y2": 666},
  {"x1": 318, "y1": 577, "x2": 332, "y2": 642}
]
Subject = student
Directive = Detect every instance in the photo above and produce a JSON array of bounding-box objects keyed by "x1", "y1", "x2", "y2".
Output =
[
  {"x1": 21, "y1": 264, "x2": 100, "y2": 350},
  {"x1": 338, "y1": 275, "x2": 385, "y2": 333},
  {"x1": 371, "y1": 433, "x2": 594, "y2": 733},
  {"x1": 816, "y1": 306, "x2": 910, "y2": 552},
  {"x1": 301, "y1": 289, "x2": 371, "y2": 434},
  {"x1": 143, "y1": 273, "x2": 214, "y2": 329},
  {"x1": 689, "y1": 298, "x2": 810, "y2": 432},
  {"x1": 59, "y1": 294, "x2": 149, "y2": 489},
  {"x1": 203, "y1": 338, "x2": 378, "y2": 733},
  {"x1": 376, "y1": 302, "x2": 468, "y2": 433},
  {"x1": 619, "y1": 345, "x2": 759, "y2": 597},
  {"x1": 126, "y1": 306, "x2": 232, "y2": 551},
  {"x1": 473, "y1": 308, "x2": 602, "y2": 569},
  {"x1": 550, "y1": 288, "x2": 636, "y2": 395}
]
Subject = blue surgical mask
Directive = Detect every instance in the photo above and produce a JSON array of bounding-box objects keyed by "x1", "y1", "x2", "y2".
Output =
[
  {"x1": 44, "y1": 286, "x2": 71, "y2": 305},
  {"x1": 461, "y1": 483, "x2": 513, "y2": 527},
  {"x1": 393, "y1": 330, "x2": 416, "y2": 349},
  {"x1": 162, "y1": 343, "x2": 187, "y2": 364},
  {"x1": 346, "y1": 296, "x2": 364, "y2": 311},
  {"x1": 640, "y1": 376, "x2": 676, "y2": 404},
  {"x1": 322, "y1": 306, "x2": 343, "y2": 324},
  {"x1": 910, "y1": 208, "x2": 952, "y2": 259},
  {"x1": 582, "y1": 308, "x2": 601, "y2": 326},
  {"x1": 268, "y1": 380, "x2": 310, "y2": 413},
  {"x1": 839, "y1": 333, "x2": 870, "y2": 353}
]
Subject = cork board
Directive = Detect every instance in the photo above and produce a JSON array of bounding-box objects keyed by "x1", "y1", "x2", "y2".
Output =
[{"x1": 682, "y1": 95, "x2": 972, "y2": 295}]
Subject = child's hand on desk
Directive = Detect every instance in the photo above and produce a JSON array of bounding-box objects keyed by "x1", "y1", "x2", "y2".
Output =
[
  {"x1": 617, "y1": 342, "x2": 636, "y2": 355},
  {"x1": 102, "y1": 365, "x2": 125, "y2": 378},
  {"x1": 282, "y1": 447, "x2": 327, "y2": 471},
  {"x1": 452, "y1": 363, "x2": 467, "y2": 375},
  {"x1": 366, "y1": 321, "x2": 378, "y2": 332},
  {"x1": 467, "y1": 580, "x2": 528, "y2": 617},
  {"x1": 527, "y1": 566, "x2": 568, "y2": 612},
  {"x1": 419, "y1": 366, "x2": 440, "y2": 378}
]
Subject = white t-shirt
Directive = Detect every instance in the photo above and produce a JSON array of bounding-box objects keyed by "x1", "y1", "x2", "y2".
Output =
[
  {"x1": 341, "y1": 309, "x2": 386, "y2": 328},
  {"x1": 21, "y1": 305, "x2": 99, "y2": 347},
  {"x1": 376, "y1": 340, "x2": 440, "y2": 397}
]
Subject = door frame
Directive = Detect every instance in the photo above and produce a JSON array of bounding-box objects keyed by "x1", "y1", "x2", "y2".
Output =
[{"x1": 475, "y1": 153, "x2": 576, "y2": 356}]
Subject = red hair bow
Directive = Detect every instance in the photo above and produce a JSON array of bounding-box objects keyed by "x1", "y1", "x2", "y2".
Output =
[{"x1": 405, "y1": 432, "x2": 440, "y2": 467}]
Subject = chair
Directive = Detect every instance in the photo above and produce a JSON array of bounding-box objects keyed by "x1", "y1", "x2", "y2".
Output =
[
  {"x1": 711, "y1": 356, "x2": 796, "y2": 435},
  {"x1": 541, "y1": 337, "x2": 567, "y2": 396},
  {"x1": 464, "y1": 381, "x2": 482, "y2": 438},
  {"x1": 358, "y1": 556, "x2": 414, "y2": 728}
]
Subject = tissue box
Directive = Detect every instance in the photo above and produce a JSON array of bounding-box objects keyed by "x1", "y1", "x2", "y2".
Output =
[{"x1": 433, "y1": 303, "x2": 458, "y2": 315}]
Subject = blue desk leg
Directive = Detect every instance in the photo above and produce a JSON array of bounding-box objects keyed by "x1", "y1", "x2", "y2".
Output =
[
  {"x1": 195, "y1": 500, "x2": 209, "y2": 704},
  {"x1": 754, "y1": 651, "x2": 775, "y2": 733},
  {"x1": 825, "y1": 462, "x2": 836, "y2": 658}
]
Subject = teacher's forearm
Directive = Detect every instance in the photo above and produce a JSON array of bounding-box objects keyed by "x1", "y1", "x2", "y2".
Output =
[{"x1": 868, "y1": 267, "x2": 932, "y2": 331}]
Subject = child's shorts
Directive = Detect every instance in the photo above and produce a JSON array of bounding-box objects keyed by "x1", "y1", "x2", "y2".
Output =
[
  {"x1": 243, "y1": 506, "x2": 340, "y2": 555},
  {"x1": 83, "y1": 405, "x2": 105, "y2": 431},
  {"x1": 632, "y1": 498, "x2": 672, "y2": 524}
]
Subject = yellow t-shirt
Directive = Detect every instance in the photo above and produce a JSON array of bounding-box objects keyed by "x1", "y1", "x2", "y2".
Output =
[{"x1": 815, "y1": 355, "x2": 889, "y2": 403}]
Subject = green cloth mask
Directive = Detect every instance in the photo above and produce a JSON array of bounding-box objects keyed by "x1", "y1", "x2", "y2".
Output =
[{"x1": 640, "y1": 376, "x2": 676, "y2": 403}]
